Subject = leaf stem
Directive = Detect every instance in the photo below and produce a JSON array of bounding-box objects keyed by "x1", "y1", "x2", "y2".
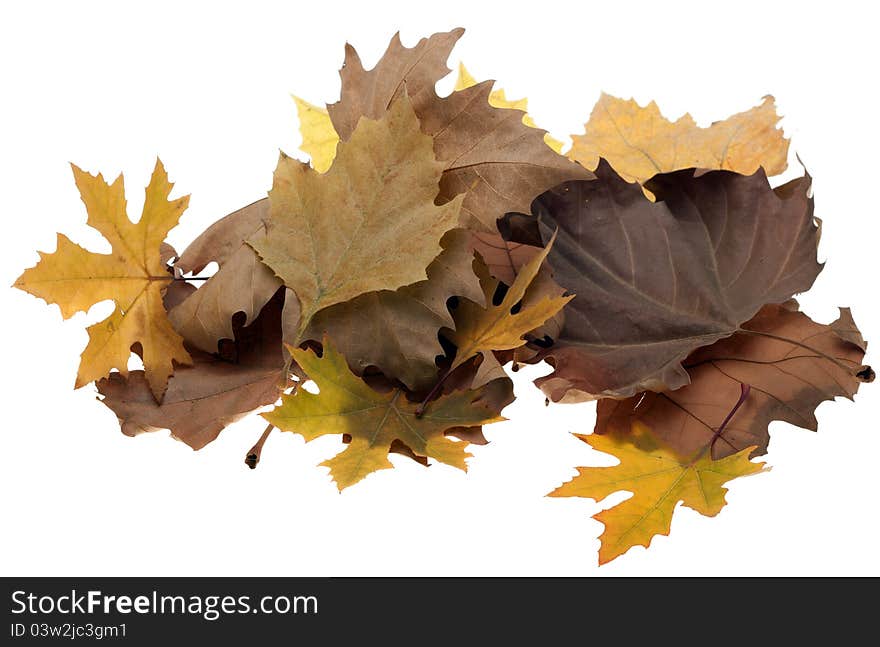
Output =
[
  {"x1": 245, "y1": 423, "x2": 275, "y2": 469},
  {"x1": 415, "y1": 367, "x2": 458, "y2": 418},
  {"x1": 708, "y1": 383, "x2": 750, "y2": 459}
]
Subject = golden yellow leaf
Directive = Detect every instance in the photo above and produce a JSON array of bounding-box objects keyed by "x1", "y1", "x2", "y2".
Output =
[
  {"x1": 550, "y1": 425, "x2": 766, "y2": 564},
  {"x1": 14, "y1": 160, "x2": 192, "y2": 400},
  {"x1": 292, "y1": 95, "x2": 338, "y2": 173},
  {"x1": 250, "y1": 94, "x2": 463, "y2": 345},
  {"x1": 454, "y1": 63, "x2": 564, "y2": 154},
  {"x1": 263, "y1": 337, "x2": 506, "y2": 490},
  {"x1": 568, "y1": 93, "x2": 789, "y2": 186},
  {"x1": 448, "y1": 232, "x2": 572, "y2": 373}
]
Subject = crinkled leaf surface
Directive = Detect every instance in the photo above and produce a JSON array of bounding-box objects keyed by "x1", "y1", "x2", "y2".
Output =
[
  {"x1": 14, "y1": 160, "x2": 191, "y2": 400},
  {"x1": 263, "y1": 337, "x2": 506, "y2": 490}
]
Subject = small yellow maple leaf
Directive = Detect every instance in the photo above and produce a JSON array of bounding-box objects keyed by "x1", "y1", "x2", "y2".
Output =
[
  {"x1": 449, "y1": 231, "x2": 572, "y2": 373},
  {"x1": 263, "y1": 336, "x2": 506, "y2": 490},
  {"x1": 14, "y1": 160, "x2": 192, "y2": 400},
  {"x1": 455, "y1": 63, "x2": 565, "y2": 154},
  {"x1": 568, "y1": 93, "x2": 789, "y2": 186},
  {"x1": 550, "y1": 424, "x2": 766, "y2": 564},
  {"x1": 292, "y1": 96, "x2": 338, "y2": 173}
]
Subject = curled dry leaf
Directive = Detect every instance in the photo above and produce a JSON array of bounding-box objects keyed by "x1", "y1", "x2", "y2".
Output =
[
  {"x1": 299, "y1": 229, "x2": 484, "y2": 391},
  {"x1": 568, "y1": 93, "x2": 789, "y2": 187},
  {"x1": 596, "y1": 303, "x2": 873, "y2": 460},
  {"x1": 550, "y1": 427, "x2": 766, "y2": 564},
  {"x1": 14, "y1": 160, "x2": 191, "y2": 401},
  {"x1": 250, "y1": 94, "x2": 462, "y2": 346},
  {"x1": 98, "y1": 289, "x2": 286, "y2": 450},
  {"x1": 169, "y1": 199, "x2": 282, "y2": 353},
  {"x1": 511, "y1": 161, "x2": 821, "y2": 402},
  {"x1": 263, "y1": 336, "x2": 507, "y2": 490}
]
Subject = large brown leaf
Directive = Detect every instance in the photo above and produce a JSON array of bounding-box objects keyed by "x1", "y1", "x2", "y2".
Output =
[
  {"x1": 512, "y1": 161, "x2": 821, "y2": 402},
  {"x1": 596, "y1": 303, "x2": 873, "y2": 460},
  {"x1": 326, "y1": 29, "x2": 591, "y2": 232},
  {"x1": 169, "y1": 200, "x2": 281, "y2": 353},
  {"x1": 98, "y1": 290, "x2": 286, "y2": 450},
  {"x1": 299, "y1": 229, "x2": 484, "y2": 391}
]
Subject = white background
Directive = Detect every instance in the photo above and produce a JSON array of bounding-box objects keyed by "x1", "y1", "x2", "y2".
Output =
[{"x1": 1, "y1": 0, "x2": 878, "y2": 576}]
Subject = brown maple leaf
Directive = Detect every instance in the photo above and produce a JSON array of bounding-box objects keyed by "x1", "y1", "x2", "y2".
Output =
[
  {"x1": 507, "y1": 161, "x2": 821, "y2": 402},
  {"x1": 326, "y1": 28, "x2": 591, "y2": 232}
]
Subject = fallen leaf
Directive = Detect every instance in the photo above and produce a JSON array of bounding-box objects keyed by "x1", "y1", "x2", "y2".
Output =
[
  {"x1": 301, "y1": 229, "x2": 484, "y2": 391},
  {"x1": 263, "y1": 336, "x2": 506, "y2": 490},
  {"x1": 98, "y1": 289, "x2": 286, "y2": 450},
  {"x1": 326, "y1": 28, "x2": 592, "y2": 231},
  {"x1": 169, "y1": 200, "x2": 282, "y2": 353},
  {"x1": 550, "y1": 427, "x2": 766, "y2": 564},
  {"x1": 250, "y1": 94, "x2": 462, "y2": 345},
  {"x1": 596, "y1": 303, "x2": 873, "y2": 460},
  {"x1": 512, "y1": 161, "x2": 821, "y2": 402},
  {"x1": 14, "y1": 160, "x2": 191, "y2": 400},
  {"x1": 293, "y1": 96, "x2": 338, "y2": 173},
  {"x1": 569, "y1": 94, "x2": 789, "y2": 186},
  {"x1": 454, "y1": 62, "x2": 565, "y2": 153},
  {"x1": 448, "y1": 232, "x2": 572, "y2": 374}
]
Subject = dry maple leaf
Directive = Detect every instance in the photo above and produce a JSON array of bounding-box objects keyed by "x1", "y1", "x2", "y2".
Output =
[
  {"x1": 550, "y1": 427, "x2": 766, "y2": 564},
  {"x1": 98, "y1": 288, "x2": 287, "y2": 450},
  {"x1": 324, "y1": 28, "x2": 591, "y2": 232},
  {"x1": 568, "y1": 93, "x2": 789, "y2": 186},
  {"x1": 447, "y1": 232, "x2": 572, "y2": 374},
  {"x1": 510, "y1": 161, "x2": 821, "y2": 402},
  {"x1": 263, "y1": 336, "x2": 507, "y2": 490},
  {"x1": 169, "y1": 199, "x2": 281, "y2": 353},
  {"x1": 14, "y1": 160, "x2": 192, "y2": 400},
  {"x1": 297, "y1": 229, "x2": 484, "y2": 391},
  {"x1": 597, "y1": 303, "x2": 873, "y2": 460},
  {"x1": 250, "y1": 93, "x2": 462, "y2": 346},
  {"x1": 454, "y1": 62, "x2": 565, "y2": 153}
]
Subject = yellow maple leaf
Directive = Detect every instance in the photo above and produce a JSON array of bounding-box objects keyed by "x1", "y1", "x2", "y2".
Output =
[
  {"x1": 568, "y1": 93, "x2": 789, "y2": 186},
  {"x1": 14, "y1": 160, "x2": 192, "y2": 400},
  {"x1": 263, "y1": 337, "x2": 506, "y2": 490},
  {"x1": 550, "y1": 424, "x2": 766, "y2": 564},
  {"x1": 449, "y1": 231, "x2": 572, "y2": 373},
  {"x1": 454, "y1": 63, "x2": 565, "y2": 154},
  {"x1": 292, "y1": 96, "x2": 338, "y2": 173}
]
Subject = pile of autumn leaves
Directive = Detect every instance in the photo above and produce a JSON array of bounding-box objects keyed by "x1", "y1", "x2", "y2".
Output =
[{"x1": 14, "y1": 29, "x2": 873, "y2": 564}]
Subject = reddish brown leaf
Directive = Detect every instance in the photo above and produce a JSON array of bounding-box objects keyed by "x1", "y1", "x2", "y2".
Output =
[{"x1": 596, "y1": 303, "x2": 872, "y2": 459}]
